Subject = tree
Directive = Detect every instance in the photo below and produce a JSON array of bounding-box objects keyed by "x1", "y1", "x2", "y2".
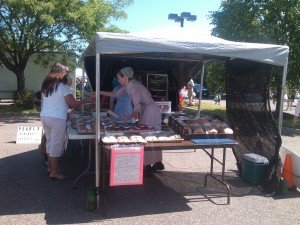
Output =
[
  {"x1": 209, "y1": 0, "x2": 300, "y2": 112},
  {"x1": 0, "y1": 0, "x2": 133, "y2": 95}
]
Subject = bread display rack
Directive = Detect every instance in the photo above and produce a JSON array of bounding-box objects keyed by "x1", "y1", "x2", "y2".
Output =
[{"x1": 168, "y1": 115, "x2": 234, "y2": 140}]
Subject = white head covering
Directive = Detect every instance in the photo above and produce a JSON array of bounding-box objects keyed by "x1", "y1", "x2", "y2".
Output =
[{"x1": 120, "y1": 67, "x2": 134, "y2": 78}]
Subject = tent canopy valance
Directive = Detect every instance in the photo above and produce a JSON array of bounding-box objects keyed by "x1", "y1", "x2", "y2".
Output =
[{"x1": 83, "y1": 27, "x2": 289, "y2": 67}]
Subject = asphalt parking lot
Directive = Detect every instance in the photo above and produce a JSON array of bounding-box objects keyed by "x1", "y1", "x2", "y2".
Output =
[{"x1": 0, "y1": 104, "x2": 299, "y2": 225}]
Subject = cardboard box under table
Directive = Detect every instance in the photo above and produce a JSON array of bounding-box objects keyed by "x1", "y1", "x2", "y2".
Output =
[{"x1": 241, "y1": 153, "x2": 269, "y2": 185}]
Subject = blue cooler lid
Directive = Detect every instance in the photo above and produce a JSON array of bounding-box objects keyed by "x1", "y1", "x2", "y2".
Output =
[{"x1": 242, "y1": 153, "x2": 269, "y2": 164}]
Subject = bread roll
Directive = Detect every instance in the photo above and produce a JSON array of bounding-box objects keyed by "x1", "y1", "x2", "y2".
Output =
[
  {"x1": 145, "y1": 136, "x2": 158, "y2": 141},
  {"x1": 223, "y1": 127, "x2": 234, "y2": 134},
  {"x1": 192, "y1": 126, "x2": 205, "y2": 134},
  {"x1": 211, "y1": 119, "x2": 222, "y2": 129},
  {"x1": 208, "y1": 128, "x2": 218, "y2": 134}
]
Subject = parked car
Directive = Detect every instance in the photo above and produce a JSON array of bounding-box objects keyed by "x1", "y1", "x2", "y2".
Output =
[{"x1": 193, "y1": 83, "x2": 211, "y2": 98}]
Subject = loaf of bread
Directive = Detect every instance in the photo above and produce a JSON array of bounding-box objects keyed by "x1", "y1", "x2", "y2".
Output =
[
  {"x1": 144, "y1": 136, "x2": 158, "y2": 141},
  {"x1": 223, "y1": 127, "x2": 234, "y2": 134},
  {"x1": 192, "y1": 126, "x2": 205, "y2": 134},
  {"x1": 208, "y1": 128, "x2": 218, "y2": 134}
]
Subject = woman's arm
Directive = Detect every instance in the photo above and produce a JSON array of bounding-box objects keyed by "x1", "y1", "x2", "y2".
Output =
[
  {"x1": 64, "y1": 94, "x2": 94, "y2": 109},
  {"x1": 123, "y1": 110, "x2": 140, "y2": 123}
]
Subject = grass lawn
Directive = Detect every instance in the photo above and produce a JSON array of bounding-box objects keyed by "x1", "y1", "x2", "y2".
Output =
[
  {"x1": 0, "y1": 103, "x2": 39, "y2": 118},
  {"x1": 181, "y1": 102, "x2": 299, "y2": 129},
  {"x1": 183, "y1": 102, "x2": 227, "y2": 119}
]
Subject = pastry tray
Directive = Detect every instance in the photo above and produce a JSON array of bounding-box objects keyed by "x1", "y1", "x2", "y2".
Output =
[
  {"x1": 101, "y1": 134, "x2": 184, "y2": 144},
  {"x1": 101, "y1": 135, "x2": 147, "y2": 144},
  {"x1": 77, "y1": 123, "x2": 95, "y2": 134}
]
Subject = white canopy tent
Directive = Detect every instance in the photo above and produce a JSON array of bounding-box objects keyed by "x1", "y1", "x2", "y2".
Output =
[{"x1": 82, "y1": 27, "x2": 289, "y2": 207}]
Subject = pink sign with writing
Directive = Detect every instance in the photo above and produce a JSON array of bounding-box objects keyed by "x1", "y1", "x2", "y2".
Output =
[{"x1": 110, "y1": 144, "x2": 144, "y2": 186}]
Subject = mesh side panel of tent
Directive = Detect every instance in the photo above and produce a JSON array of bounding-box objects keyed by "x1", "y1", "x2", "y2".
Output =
[{"x1": 226, "y1": 59, "x2": 282, "y2": 190}]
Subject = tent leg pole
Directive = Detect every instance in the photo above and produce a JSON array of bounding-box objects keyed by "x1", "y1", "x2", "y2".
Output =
[
  {"x1": 278, "y1": 65, "x2": 288, "y2": 135},
  {"x1": 95, "y1": 53, "x2": 101, "y2": 210},
  {"x1": 197, "y1": 62, "x2": 205, "y2": 118}
]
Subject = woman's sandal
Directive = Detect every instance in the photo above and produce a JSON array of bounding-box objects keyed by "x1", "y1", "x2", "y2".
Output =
[{"x1": 50, "y1": 173, "x2": 68, "y2": 181}]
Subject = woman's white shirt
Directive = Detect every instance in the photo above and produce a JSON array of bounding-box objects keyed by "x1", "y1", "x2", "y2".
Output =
[{"x1": 40, "y1": 83, "x2": 72, "y2": 120}]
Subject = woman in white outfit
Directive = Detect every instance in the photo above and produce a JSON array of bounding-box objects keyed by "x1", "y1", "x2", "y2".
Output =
[
  {"x1": 100, "y1": 67, "x2": 164, "y2": 176},
  {"x1": 40, "y1": 62, "x2": 94, "y2": 180}
]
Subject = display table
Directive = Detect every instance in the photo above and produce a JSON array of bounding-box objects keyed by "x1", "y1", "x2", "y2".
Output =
[
  {"x1": 99, "y1": 138, "x2": 238, "y2": 212},
  {"x1": 67, "y1": 125, "x2": 238, "y2": 209},
  {"x1": 67, "y1": 126, "x2": 96, "y2": 188}
]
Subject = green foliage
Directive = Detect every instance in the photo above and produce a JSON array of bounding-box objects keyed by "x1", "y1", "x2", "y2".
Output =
[
  {"x1": 0, "y1": 0, "x2": 133, "y2": 92},
  {"x1": 12, "y1": 88, "x2": 35, "y2": 110},
  {"x1": 209, "y1": 0, "x2": 300, "y2": 110},
  {"x1": 205, "y1": 61, "x2": 226, "y2": 95},
  {"x1": 183, "y1": 102, "x2": 227, "y2": 119}
]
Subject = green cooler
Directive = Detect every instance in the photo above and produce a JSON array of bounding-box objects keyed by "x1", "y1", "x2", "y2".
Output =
[{"x1": 242, "y1": 153, "x2": 269, "y2": 185}]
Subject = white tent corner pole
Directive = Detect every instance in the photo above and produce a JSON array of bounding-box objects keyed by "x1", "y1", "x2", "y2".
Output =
[
  {"x1": 81, "y1": 68, "x2": 85, "y2": 115},
  {"x1": 278, "y1": 64, "x2": 288, "y2": 135},
  {"x1": 95, "y1": 53, "x2": 101, "y2": 210},
  {"x1": 197, "y1": 62, "x2": 206, "y2": 118}
]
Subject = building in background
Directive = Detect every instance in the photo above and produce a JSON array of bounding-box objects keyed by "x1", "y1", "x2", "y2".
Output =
[{"x1": 0, "y1": 54, "x2": 75, "y2": 99}]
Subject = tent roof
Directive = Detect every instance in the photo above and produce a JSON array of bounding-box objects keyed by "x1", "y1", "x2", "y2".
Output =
[{"x1": 83, "y1": 27, "x2": 289, "y2": 67}]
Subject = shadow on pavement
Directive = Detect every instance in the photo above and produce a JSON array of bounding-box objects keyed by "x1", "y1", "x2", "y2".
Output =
[
  {"x1": 2, "y1": 144, "x2": 299, "y2": 223},
  {"x1": 0, "y1": 147, "x2": 191, "y2": 224}
]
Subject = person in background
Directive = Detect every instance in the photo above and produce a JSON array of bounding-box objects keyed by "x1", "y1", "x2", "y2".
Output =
[
  {"x1": 40, "y1": 62, "x2": 94, "y2": 180},
  {"x1": 214, "y1": 88, "x2": 222, "y2": 105},
  {"x1": 286, "y1": 89, "x2": 295, "y2": 110},
  {"x1": 293, "y1": 96, "x2": 300, "y2": 127},
  {"x1": 99, "y1": 67, "x2": 164, "y2": 176},
  {"x1": 187, "y1": 79, "x2": 194, "y2": 105},
  {"x1": 109, "y1": 77, "x2": 135, "y2": 123}
]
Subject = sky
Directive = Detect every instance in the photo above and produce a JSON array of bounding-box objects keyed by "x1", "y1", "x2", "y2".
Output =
[{"x1": 111, "y1": 0, "x2": 222, "y2": 34}]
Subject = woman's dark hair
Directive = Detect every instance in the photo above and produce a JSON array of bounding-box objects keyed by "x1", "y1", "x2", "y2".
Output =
[{"x1": 41, "y1": 62, "x2": 69, "y2": 97}]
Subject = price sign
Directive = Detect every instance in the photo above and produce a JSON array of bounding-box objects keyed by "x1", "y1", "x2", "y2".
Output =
[
  {"x1": 16, "y1": 126, "x2": 43, "y2": 144},
  {"x1": 156, "y1": 101, "x2": 171, "y2": 113},
  {"x1": 110, "y1": 144, "x2": 144, "y2": 186}
]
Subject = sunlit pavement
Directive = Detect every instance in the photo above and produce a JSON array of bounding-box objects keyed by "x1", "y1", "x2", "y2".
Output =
[{"x1": 0, "y1": 103, "x2": 299, "y2": 224}]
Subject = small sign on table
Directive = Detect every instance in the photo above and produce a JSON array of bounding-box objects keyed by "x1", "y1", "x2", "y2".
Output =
[
  {"x1": 156, "y1": 101, "x2": 172, "y2": 114},
  {"x1": 110, "y1": 144, "x2": 144, "y2": 186},
  {"x1": 16, "y1": 126, "x2": 43, "y2": 144}
]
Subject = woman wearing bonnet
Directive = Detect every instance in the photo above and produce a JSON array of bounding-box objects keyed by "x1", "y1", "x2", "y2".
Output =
[
  {"x1": 100, "y1": 67, "x2": 165, "y2": 176},
  {"x1": 40, "y1": 62, "x2": 94, "y2": 180}
]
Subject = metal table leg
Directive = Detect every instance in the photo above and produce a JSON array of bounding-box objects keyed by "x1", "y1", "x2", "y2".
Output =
[
  {"x1": 73, "y1": 140, "x2": 92, "y2": 189},
  {"x1": 203, "y1": 147, "x2": 231, "y2": 204}
]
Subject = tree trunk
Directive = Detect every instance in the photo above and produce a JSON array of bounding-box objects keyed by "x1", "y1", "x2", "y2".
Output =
[{"x1": 15, "y1": 70, "x2": 26, "y2": 96}]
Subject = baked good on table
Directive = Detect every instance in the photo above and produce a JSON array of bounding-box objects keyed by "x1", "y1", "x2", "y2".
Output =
[
  {"x1": 168, "y1": 134, "x2": 183, "y2": 140},
  {"x1": 192, "y1": 126, "x2": 205, "y2": 134},
  {"x1": 117, "y1": 136, "x2": 131, "y2": 142},
  {"x1": 208, "y1": 128, "x2": 218, "y2": 134},
  {"x1": 130, "y1": 135, "x2": 146, "y2": 142},
  {"x1": 223, "y1": 127, "x2": 234, "y2": 134},
  {"x1": 211, "y1": 119, "x2": 223, "y2": 129},
  {"x1": 201, "y1": 121, "x2": 213, "y2": 130},
  {"x1": 157, "y1": 136, "x2": 169, "y2": 141},
  {"x1": 102, "y1": 136, "x2": 117, "y2": 143},
  {"x1": 144, "y1": 136, "x2": 158, "y2": 141}
]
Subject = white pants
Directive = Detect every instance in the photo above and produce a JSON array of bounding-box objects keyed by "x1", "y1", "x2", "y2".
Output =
[{"x1": 41, "y1": 117, "x2": 66, "y2": 157}]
